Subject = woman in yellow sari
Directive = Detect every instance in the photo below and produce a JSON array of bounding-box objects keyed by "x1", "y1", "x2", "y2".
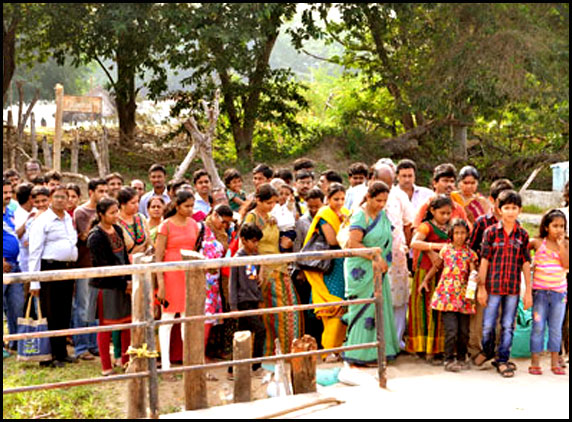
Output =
[{"x1": 303, "y1": 183, "x2": 349, "y2": 362}]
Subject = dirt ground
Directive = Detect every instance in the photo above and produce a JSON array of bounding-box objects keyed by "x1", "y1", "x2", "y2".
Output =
[{"x1": 157, "y1": 352, "x2": 569, "y2": 419}]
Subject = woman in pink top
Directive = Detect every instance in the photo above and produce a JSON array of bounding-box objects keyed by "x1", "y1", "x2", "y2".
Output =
[
  {"x1": 155, "y1": 190, "x2": 198, "y2": 376},
  {"x1": 528, "y1": 209, "x2": 569, "y2": 376}
]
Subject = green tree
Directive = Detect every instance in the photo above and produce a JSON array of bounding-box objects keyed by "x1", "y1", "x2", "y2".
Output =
[
  {"x1": 3, "y1": 3, "x2": 48, "y2": 104},
  {"x1": 164, "y1": 3, "x2": 307, "y2": 165},
  {"x1": 291, "y1": 3, "x2": 569, "y2": 159},
  {"x1": 41, "y1": 3, "x2": 171, "y2": 145}
]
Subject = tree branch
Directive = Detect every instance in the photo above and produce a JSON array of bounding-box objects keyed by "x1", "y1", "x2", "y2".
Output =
[{"x1": 94, "y1": 56, "x2": 117, "y2": 91}]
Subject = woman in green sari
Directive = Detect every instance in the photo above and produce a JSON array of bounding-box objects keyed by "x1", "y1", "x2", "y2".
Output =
[{"x1": 343, "y1": 182, "x2": 400, "y2": 365}]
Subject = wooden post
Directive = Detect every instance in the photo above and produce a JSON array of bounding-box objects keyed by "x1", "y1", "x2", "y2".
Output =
[
  {"x1": 372, "y1": 249, "x2": 387, "y2": 389},
  {"x1": 7, "y1": 110, "x2": 15, "y2": 168},
  {"x1": 141, "y1": 258, "x2": 160, "y2": 419},
  {"x1": 71, "y1": 129, "x2": 79, "y2": 174},
  {"x1": 181, "y1": 250, "x2": 208, "y2": 411},
  {"x1": 30, "y1": 113, "x2": 38, "y2": 160},
  {"x1": 54, "y1": 84, "x2": 63, "y2": 171},
  {"x1": 128, "y1": 253, "x2": 147, "y2": 419},
  {"x1": 102, "y1": 126, "x2": 110, "y2": 175},
  {"x1": 42, "y1": 135, "x2": 52, "y2": 169},
  {"x1": 290, "y1": 335, "x2": 317, "y2": 395},
  {"x1": 233, "y1": 331, "x2": 252, "y2": 403}
]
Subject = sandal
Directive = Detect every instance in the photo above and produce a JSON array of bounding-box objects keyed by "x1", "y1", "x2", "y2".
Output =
[
  {"x1": 472, "y1": 353, "x2": 490, "y2": 367},
  {"x1": 444, "y1": 361, "x2": 461, "y2": 373},
  {"x1": 101, "y1": 369, "x2": 114, "y2": 377},
  {"x1": 551, "y1": 366, "x2": 566, "y2": 375},
  {"x1": 492, "y1": 361, "x2": 517, "y2": 371},
  {"x1": 205, "y1": 372, "x2": 219, "y2": 382},
  {"x1": 496, "y1": 362, "x2": 515, "y2": 378},
  {"x1": 528, "y1": 366, "x2": 543, "y2": 375}
]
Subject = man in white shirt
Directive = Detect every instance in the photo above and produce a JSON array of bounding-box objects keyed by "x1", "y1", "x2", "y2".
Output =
[
  {"x1": 370, "y1": 160, "x2": 415, "y2": 349},
  {"x1": 14, "y1": 183, "x2": 36, "y2": 273},
  {"x1": 29, "y1": 186, "x2": 79, "y2": 367},
  {"x1": 395, "y1": 159, "x2": 434, "y2": 213},
  {"x1": 139, "y1": 164, "x2": 171, "y2": 218},
  {"x1": 344, "y1": 162, "x2": 369, "y2": 210},
  {"x1": 192, "y1": 169, "x2": 212, "y2": 222}
]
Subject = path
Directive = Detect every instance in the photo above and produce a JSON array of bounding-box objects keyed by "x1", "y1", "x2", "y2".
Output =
[{"x1": 162, "y1": 353, "x2": 569, "y2": 419}]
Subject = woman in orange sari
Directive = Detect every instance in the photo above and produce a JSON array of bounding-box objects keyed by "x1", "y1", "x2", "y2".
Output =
[{"x1": 451, "y1": 166, "x2": 490, "y2": 226}]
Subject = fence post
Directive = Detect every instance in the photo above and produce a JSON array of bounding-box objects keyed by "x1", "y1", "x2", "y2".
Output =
[
  {"x1": 181, "y1": 250, "x2": 208, "y2": 410},
  {"x1": 372, "y1": 248, "x2": 387, "y2": 388},
  {"x1": 233, "y1": 330, "x2": 252, "y2": 403},
  {"x1": 128, "y1": 253, "x2": 147, "y2": 419},
  {"x1": 53, "y1": 83, "x2": 63, "y2": 171},
  {"x1": 290, "y1": 335, "x2": 317, "y2": 395},
  {"x1": 141, "y1": 257, "x2": 160, "y2": 419}
]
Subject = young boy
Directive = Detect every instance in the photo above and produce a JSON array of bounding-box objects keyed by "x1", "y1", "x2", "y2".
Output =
[
  {"x1": 467, "y1": 178, "x2": 514, "y2": 359},
  {"x1": 228, "y1": 223, "x2": 266, "y2": 377},
  {"x1": 224, "y1": 168, "x2": 246, "y2": 213},
  {"x1": 476, "y1": 190, "x2": 532, "y2": 378}
]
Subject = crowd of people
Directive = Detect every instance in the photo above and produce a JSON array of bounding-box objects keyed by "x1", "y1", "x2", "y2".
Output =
[{"x1": 3, "y1": 156, "x2": 569, "y2": 380}]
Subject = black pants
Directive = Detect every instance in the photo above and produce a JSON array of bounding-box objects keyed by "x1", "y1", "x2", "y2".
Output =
[
  {"x1": 39, "y1": 260, "x2": 75, "y2": 361},
  {"x1": 236, "y1": 301, "x2": 266, "y2": 371},
  {"x1": 442, "y1": 311, "x2": 470, "y2": 362}
]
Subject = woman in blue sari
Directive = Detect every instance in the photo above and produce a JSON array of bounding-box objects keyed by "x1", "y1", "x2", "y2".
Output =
[{"x1": 343, "y1": 182, "x2": 400, "y2": 365}]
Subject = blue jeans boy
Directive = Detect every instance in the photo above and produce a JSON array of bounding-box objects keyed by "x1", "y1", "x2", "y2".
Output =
[
  {"x1": 3, "y1": 262, "x2": 25, "y2": 351},
  {"x1": 481, "y1": 294, "x2": 519, "y2": 363}
]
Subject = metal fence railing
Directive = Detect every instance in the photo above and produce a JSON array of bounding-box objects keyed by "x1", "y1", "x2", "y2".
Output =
[{"x1": 3, "y1": 247, "x2": 387, "y2": 419}]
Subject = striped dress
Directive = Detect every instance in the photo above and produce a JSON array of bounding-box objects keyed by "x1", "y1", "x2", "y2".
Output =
[
  {"x1": 244, "y1": 212, "x2": 303, "y2": 355},
  {"x1": 533, "y1": 239, "x2": 567, "y2": 293}
]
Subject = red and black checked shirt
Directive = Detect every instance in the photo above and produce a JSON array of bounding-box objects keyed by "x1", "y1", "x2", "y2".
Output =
[
  {"x1": 481, "y1": 221, "x2": 531, "y2": 295},
  {"x1": 469, "y1": 213, "x2": 498, "y2": 258}
]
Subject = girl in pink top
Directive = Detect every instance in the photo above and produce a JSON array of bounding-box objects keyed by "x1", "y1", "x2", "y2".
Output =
[
  {"x1": 528, "y1": 209, "x2": 569, "y2": 376},
  {"x1": 155, "y1": 190, "x2": 198, "y2": 376}
]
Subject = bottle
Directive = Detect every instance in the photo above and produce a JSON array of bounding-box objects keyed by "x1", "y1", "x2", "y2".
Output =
[{"x1": 465, "y1": 270, "x2": 478, "y2": 300}]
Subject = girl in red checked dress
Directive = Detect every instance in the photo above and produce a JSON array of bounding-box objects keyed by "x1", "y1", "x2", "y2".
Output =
[{"x1": 419, "y1": 218, "x2": 478, "y2": 372}]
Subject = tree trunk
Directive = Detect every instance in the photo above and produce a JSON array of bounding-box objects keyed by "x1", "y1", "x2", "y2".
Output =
[
  {"x1": 234, "y1": 129, "x2": 254, "y2": 165},
  {"x1": 451, "y1": 124, "x2": 468, "y2": 161},
  {"x1": 115, "y1": 50, "x2": 137, "y2": 146},
  {"x1": 3, "y1": 20, "x2": 17, "y2": 105}
]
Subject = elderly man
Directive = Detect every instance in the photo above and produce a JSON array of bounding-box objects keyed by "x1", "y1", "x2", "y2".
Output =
[{"x1": 368, "y1": 159, "x2": 415, "y2": 350}]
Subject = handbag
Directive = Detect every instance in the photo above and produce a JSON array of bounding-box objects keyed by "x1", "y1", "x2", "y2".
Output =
[
  {"x1": 17, "y1": 296, "x2": 52, "y2": 362},
  {"x1": 299, "y1": 231, "x2": 333, "y2": 273}
]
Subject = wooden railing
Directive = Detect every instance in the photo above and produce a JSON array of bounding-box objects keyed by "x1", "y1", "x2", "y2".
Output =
[{"x1": 3, "y1": 248, "x2": 387, "y2": 419}]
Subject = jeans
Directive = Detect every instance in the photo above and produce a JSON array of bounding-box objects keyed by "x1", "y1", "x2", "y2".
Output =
[
  {"x1": 530, "y1": 290, "x2": 567, "y2": 354},
  {"x1": 482, "y1": 294, "x2": 519, "y2": 363},
  {"x1": 71, "y1": 279, "x2": 99, "y2": 357},
  {"x1": 3, "y1": 263, "x2": 25, "y2": 351},
  {"x1": 442, "y1": 312, "x2": 470, "y2": 362}
]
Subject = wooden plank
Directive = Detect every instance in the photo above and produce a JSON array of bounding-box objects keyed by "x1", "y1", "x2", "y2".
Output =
[
  {"x1": 53, "y1": 84, "x2": 63, "y2": 171},
  {"x1": 70, "y1": 129, "x2": 79, "y2": 174},
  {"x1": 182, "y1": 250, "x2": 208, "y2": 411},
  {"x1": 290, "y1": 335, "x2": 318, "y2": 395},
  {"x1": 233, "y1": 331, "x2": 252, "y2": 403},
  {"x1": 127, "y1": 253, "x2": 147, "y2": 419},
  {"x1": 42, "y1": 135, "x2": 52, "y2": 169}
]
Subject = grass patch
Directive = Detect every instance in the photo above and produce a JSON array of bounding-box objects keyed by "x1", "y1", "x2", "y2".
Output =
[
  {"x1": 521, "y1": 221, "x2": 540, "y2": 237},
  {"x1": 521, "y1": 204, "x2": 550, "y2": 215},
  {"x1": 3, "y1": 357, "x2": 124, "y2": 419}
]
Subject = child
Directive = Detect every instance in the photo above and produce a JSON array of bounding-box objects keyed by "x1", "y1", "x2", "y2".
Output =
[
  {"x1": 407, "y1": 195, "x2": 454, "y2": 363},
  {"x1": 228, "y1": 223, "x2": 266, "y2": 377},
  {"x1": 224, "y1": 168, "x2": 247, "y2": 213},
  {"x1": 527, "y1": 209, "x2": 569, "y2": 375},
  {"x1": 270, "y1": 181, "x2": 297, "y2": 253},
  {"x1": 475, "y1": 190, "x2": 532, "y2": 378},
  {"x1": 419, "y1": 219, "x2": 477, "y2": 372}
]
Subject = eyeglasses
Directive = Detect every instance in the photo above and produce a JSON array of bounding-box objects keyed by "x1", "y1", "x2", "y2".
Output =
[{"x1": 52, "y1": 195, "x2": 68, "y2": 200}]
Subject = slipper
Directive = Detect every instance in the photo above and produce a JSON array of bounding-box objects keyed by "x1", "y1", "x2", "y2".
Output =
[
  {"x1": 492, "y1": 361, "x2": 517, "y2": 371},
  {"x1": 528, "y1": 366, "x2": 543, "y2": 375},
  {"x1": 101, "y1": 369, "x2": 114, "y2": 377},
  {"x1": 444, "y1": 361, "x2": 461, "y2": 373},
  {"x1": 472, "y1": 353, "x2": 490, "y2": 367},
  {"x1": 496, "y1": 363, "x2": 515, "y2": 378},
  {"x1": 551, "y1": 366, "x2": 566, "y2": 375}
]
